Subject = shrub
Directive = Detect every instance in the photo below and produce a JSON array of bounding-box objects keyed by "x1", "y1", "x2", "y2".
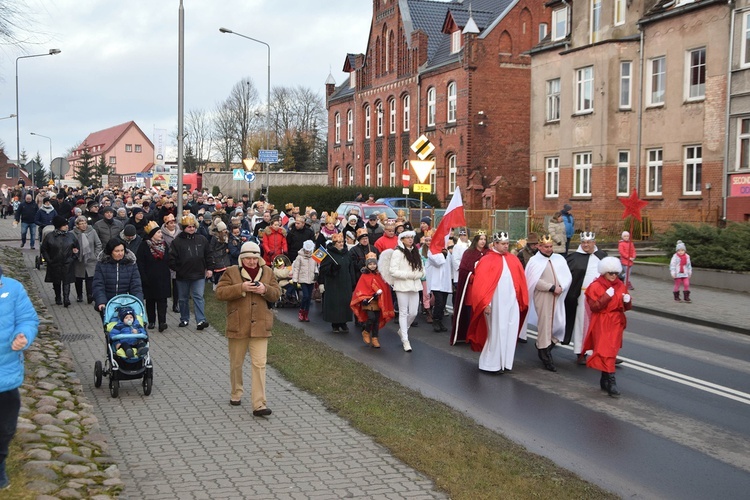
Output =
[{"x1": 657, "y1": 222, "x2": 750, "y2": 272}]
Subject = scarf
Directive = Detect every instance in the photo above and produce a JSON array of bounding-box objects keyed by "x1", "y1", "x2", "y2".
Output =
[
  {"x1": 147, "y1": 239, "x2": 166, "y2": 260},
  {"x1": 678, "y1": 253, "x2": 688, "y2": 273},
  {"x1": 41, "y1": 204, "x2": 55, "y2": 214},
  {"x1": 240, "y1": 265, "x2": 261, "y2": 282},
  {"x1": 80, "y1": 230, "x2": 93, "y2": 261}
]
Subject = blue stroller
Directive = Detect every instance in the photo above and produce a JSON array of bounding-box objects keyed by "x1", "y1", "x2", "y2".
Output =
[{"x1": 94, "y1": 294, "x2": 153, "y2": 398}]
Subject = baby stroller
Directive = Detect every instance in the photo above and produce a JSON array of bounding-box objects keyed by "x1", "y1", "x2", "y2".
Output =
[
  {"x1": 272, "y1": 254, "x2": 299, "y2": 308},
  {"x1": 94, "y1": 294, "x2": 153, "y2": 398},
  {"x1": 35, "y1": 224, "x2": 55, "y2": 270}
]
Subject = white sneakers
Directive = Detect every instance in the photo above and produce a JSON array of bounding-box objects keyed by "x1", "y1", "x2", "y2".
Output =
[{"x1": 402, "y1": 340, "x2": 412, "y2": 352}]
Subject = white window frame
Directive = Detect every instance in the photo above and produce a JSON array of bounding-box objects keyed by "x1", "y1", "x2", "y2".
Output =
[
  {"x1": 743, "y1": 12, "x2": 750, "y2": 68},
  {"x1": 737, "y1": 117, "x2": 750, "y2": 171},
  {"x1": 336, "y1": 167, "x2": 342, "y2": 187},
  {"x1": 686, "y1": 47, "x2": 706, "y2": 101},
  {"x1": 402, "y1": 95, "x2": 410, "y2": 132},
  {"x1": 135, "y1": 144, "x2": 142, "y2": 153},
  {"x1": 539, "y1": 23, "x2": 548, "y2": 42},
  {"x1": 429, "y1": 167, "x2": 436, "y2": 194},
  {"x1": 389, "y1": 161, "x2": 396, "y2": 186},
  {"x1": 348, "y1": 165, "x2": 354, "y2": 186},
  {"x1": 617, "y1": 150, "x2": 630, "y2": 196},
  {"x1": 590, "y1": 0, "x2": 602, "y2": 44},
  {"x1": 647, "y1": 148, "x2": 663, "y2": 196},
  {"x1": 683, "y1": 145, "x2": 702, "y2": 195},
  {"x1": 346, "y1": 109, "x2": 353, "y2": 142},
  {"x1": 109, "y1": 156, "x2": 116, "y2": 165},
  {"x1": 365, "y1": 164, "x2": 371, "y2": 185},
  {"x1": 545, "y1": 157, "x2": 559, "y2": 198},
  {"x1": 376, "y1": 162, "x2": 383, "y2": 187},
  {"x1": 575, "y1": 66, "x2": 594, "y2": 114},
  {"x1": 448, "y1": 154, "x2": 457, "y2": 194},
  {"x1": 426, "y1": 87, "x2": 436, "y2": 127},
  {"x1": 447, "y1": 82, "x2": 457, "y2": 123},
  {"x1": 334, "y1": 113, "x2": 341, "y2": 144},
  {"x1": 552, "y1": 7, "x2": 568, "y2": 41},
  {"x1": 546, "y1": 78, "x2": 561, "y2": 122},
  {"x1": 451, "y1": 30, "x2": 461, "y2": 54},
  {"x1": 125, "y1": 144, "x2": 132, "y2": 152},
  {"x1": 389, "y1": 99, "x2": 396, "y2": 135},
  {"x1": 376, "y1": 103, "x2": 384, "y2": 137},
  {"x1": 648, "y1": 56, "x2": 666, "y2": 106},
  {"x1": 574, "y1": 152, "x2": 592, "y2": 196},
  {"x1": 614, "y1": 0, "x2": 626, "y2": 26},
  {"x1": 364, "y1": 105, "x2": 371, "y2": 139},
  {"x1": 620, "y1": 61, "x2": 632, "y2": 109}
]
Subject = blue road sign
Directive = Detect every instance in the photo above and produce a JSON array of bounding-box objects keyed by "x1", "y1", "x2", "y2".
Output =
[
  {"x1": 232, "y1": 168, "x2": 245, "y2": 181},
  {"x1": 245, "y1": 172, "x2": 256, "y2": 183},
  {"x1": 258, "y1": 149, "x2": 279, "y2": 164}
]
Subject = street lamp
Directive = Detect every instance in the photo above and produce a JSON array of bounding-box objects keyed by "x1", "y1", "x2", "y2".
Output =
[
  {"x1": 219, "y1": 27, "x2": 271, "y2": 198},
  {"x1": 0, "y1": 114, "x2": 17, "y2": 121},
  {"x1": 16, "y1": 49, "x2": 62, "y2": 188},
  {"x1": 30, "y1": 132, "x2": 53, "y2": 187}
]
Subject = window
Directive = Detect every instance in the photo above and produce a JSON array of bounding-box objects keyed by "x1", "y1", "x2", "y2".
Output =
[
  {"x1": 336, "y1": 167, "x2": 342, "y2": 187},
  {"x1": 376, "y1": 103, "x2": 383, "y2": 137},
  {"x1": 647, "y1": 148, "x2": 663, "y2": 195},
  {"x1": 376, "y1": 162, "x2": 383, "y2": 187},
  {"x1": 365, "y1": 105, "x2": 371, "y2": 139},
  {"x1": 576, "y1": 66, "x2": 594, "y2": 113},
  {"x1": 738, "y1": 118, "x2": 750, "y2": 170},
  {"x1": 617, "y1": 151, "x2": 630, "y2": 196},
  {"x1": 614, "y1": 0, "x2": 626, "y2": 26},
  {"x1": 573, "y1": 152, "x2": 592, "y2": 196},
  {"x1": 109, "y1": 156, "x2": 116, "y2": 165},
  {"x1": 648, "y1": 57, "x2": 666, "y2": 106},
  {"x1": 743, "y1": 13, "x2": 750, "y2": 67},
  {"x1": 135, "y1": 144, "x2": 142, "y2": 153},
  {"x1": 348, "y1": 165, "x2": 355, "y2": 185},
  {"x1": 334, "y1": 113, "x2": 341, "y2": 144},
  {"x1": 430, "y1": 167, "x2": 436, "y2": 194},
  {"x1": 448, "y1": 154, "x2": 457, "y2": 194},
  {"x1": 402, "y1": 95, "x2": 410, "y2": 131},
  {"x1": 447, "y1": 82, "x2": 457, "y2": 123},
  {"x1": 365, "y1": 164, "x2": 371, "y2": 185},
  {"x1": 686, "y1": 48, "x2": 706, "y2": 100},
  {"x1": 451, "y1": 30, "x2": 461, "y2": 54},
  {"x1": 620, "y1": 61, "x2": 632, "y2": 109},
  {"x1": 552, "y1": 7, "x2": 568, "y2": 41},
  {"x1": 590, "y1": 0, "x2": 602, "y2": 44},
  {"x1": 426, "y1": 87, "x2": 436, "y2": 127},
  {"x1": 389, "y1": 161, "x2": 396, "y2": 186},
  {"x1": 389, "y1": 99, "x2": 396, "y2": 135},
  {"x1": 539, "y1": 23, "x2": 548, "y2": 42},
  {"x1": 546, "y1": 78, "x2": 561, "y2": 122},
  {"x1": 684, "y1": 145, "x2": 702, "y2": 195},
  {"x1": 545, "y1": 157, "x2": 559, "y2": 197},
  {"x1": 125, "y1": 144, "x2": 132, "y2": 152},
  {"x1": 7, "y1": 166, "x2": 19, "y2": 178},
  {"x1": 347, "y1": 110, "x2": 353, "y2": 142}
]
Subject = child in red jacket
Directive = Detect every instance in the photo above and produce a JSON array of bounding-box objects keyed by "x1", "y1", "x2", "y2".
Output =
[{"x1": 350, "y1": 253, "x2": 394, "y2": 348}]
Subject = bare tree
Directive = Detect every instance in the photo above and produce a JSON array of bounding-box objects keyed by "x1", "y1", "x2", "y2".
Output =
[
  {"x1": 213, "y1": 100, "x2": 239, "y2": 169},
  {"x1": 269, "y1": 85, "x2": 327, "y2": 171},
  {"x1": 226, "y1": 78, "x2": 262, "y2": 161},
  {"x1": 185, "y1": 108, "x2": 213, "y2": 167}
]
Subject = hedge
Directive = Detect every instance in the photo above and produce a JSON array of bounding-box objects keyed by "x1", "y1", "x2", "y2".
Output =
[{"x1": 657, "y1": 222, "x2": 750, "y2": 272}]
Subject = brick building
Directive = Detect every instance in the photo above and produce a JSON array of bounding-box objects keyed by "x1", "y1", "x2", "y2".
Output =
[
  {"x1": 0, "y1": 148, "x2": 31, "y2": 187},
  {"x1": 326, "y1": 0, "x2": 548, "y2": 209}
]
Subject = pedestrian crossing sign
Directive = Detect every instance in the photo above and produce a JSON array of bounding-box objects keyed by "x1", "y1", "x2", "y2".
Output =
[{"x1": 232, "y1": 169, "x2": 245, "y2": 181}]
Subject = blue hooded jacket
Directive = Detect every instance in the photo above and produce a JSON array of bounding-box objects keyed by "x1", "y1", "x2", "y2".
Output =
[{"x1": 0, "y1": 275, "x2": 39, "y2": 393}]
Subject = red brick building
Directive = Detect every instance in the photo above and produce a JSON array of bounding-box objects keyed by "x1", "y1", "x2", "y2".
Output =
[{"x1": 326, "y1": 0, "x2": 548, "y2": 209}]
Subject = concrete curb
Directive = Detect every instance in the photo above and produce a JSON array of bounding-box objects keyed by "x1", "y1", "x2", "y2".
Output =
[{"x1": 632, "y1": 305, "x2": 750, "y2": 336}]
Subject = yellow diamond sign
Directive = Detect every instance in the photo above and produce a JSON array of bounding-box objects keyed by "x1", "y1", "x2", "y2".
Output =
[{"x1": 410, "y1": 134, "x2": 435, "y2": 161}]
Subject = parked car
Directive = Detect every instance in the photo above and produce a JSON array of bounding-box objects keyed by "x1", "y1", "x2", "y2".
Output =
[
  {"x1": 334, "y1": 202, "x2": 398, "y2": 223},
  {"x1": 376, "y1": 197, "x2": 433, "y2": 211}
]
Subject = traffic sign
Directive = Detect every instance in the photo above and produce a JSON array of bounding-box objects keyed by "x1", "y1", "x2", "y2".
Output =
[
  {"x1": 258, "y1": 149, "x2": 279, "y2": 164},
  {"x1": 402, "y1": 187, "x2": 410, "y2": 195},
  {"x1": 413, "y1": 183, "x2": 431, "y2": 193},
  {"x1": 410, "y1": 160, "x2": 435, "y2": 183},
  {"x1": 232, "y1": 168, "x2": 245, "y2": 181},
  {"x1": 245, "y1": 172, "x2": 256, "y2": 183},
  {"x1": 410, "y1": 135, "x2": 435, "y2": 161}
]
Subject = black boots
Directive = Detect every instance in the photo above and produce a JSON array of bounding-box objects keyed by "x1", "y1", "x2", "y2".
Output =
[
  {"x1": 673, "y1": 291, "x2": 682, "y2": 302},
  {"x1": 683, "y1": 291, "x2": 691, "y2": 303},
  {"x1": 432, "y1": 319, "x2": 447, "y2": 332},
  {"x1": 601, "y1": 372, "x2": 620, "y2": 398},
  {"x1": 537, "y1": 344, "x2": 557, "y2": 372}
]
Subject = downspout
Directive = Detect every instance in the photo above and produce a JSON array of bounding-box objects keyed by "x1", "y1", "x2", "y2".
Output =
[
  {"x1": 636, "y1": 28, "x2": 645, "y2": 195},
  {"x1": 723, "y1": 2, "x2": 740, "y2": 222}
]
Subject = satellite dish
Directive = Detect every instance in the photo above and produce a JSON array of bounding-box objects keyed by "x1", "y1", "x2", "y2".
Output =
[{"x1": 51, "y1": 157, "x2": 70, "y2": 177}]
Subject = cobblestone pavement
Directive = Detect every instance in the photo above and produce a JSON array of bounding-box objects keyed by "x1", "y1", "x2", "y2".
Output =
[{"x1": 0, "y1": 217, "x2": 446, "y2": 500}]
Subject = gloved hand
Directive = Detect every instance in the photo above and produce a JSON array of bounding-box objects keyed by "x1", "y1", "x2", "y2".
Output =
[
  {"x1": 375, "y1": 289, "x2": 382, "y2": 295},
  {"x1": 606, "y1": 287, "x2": 615, "y2": 297},
  {"x1": 441, "y1": 249, "x2": 448, "y2": 257},
  {"x1": 623, "y1": 293, "x2": 631, "y2": 303},
  {"x1": 318, "y1": 284, "x2": 325, "y2": 294},
  {"x1": 363, "y1": 298, "x2": 372, "y2": 306},
  {"x1": 296, "y1": 283, "x2": 302, "y2": 290}
]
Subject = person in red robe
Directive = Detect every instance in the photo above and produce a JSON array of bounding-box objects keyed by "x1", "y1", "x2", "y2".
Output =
[
  {"x1": 450, "y1": 232, "x2": 489, "y2": 345},
  {"x1": 582, "y1": 256, "x2": 632, "y2": 397},
  {"x1": 350, "y1": 253, "x2": 395, "y2": 348},
  {"x1": 467, "y1": 232, "x2": 528, "y2": 372}
]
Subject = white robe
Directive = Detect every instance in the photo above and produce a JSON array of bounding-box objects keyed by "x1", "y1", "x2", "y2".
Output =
[
  {"x1": 573, "y1": 253, "x2": 602, "y2": 354},
  {"x1": 478, "y1": 257, "x2": 519, "y2": 372},
  {"x1": 522, "y1": 252, "x2": 572, "y2": 342}
]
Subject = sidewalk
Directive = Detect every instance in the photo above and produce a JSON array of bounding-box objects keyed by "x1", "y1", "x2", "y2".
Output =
[{"x1": 0, "y1": 218, "x2": 446, "y2": 499}]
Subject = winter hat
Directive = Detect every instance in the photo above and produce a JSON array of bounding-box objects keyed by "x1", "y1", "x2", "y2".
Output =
[
  {"x1": 399, "y1": 230, "x2": 416, "y2": 240},
  {"x1": 563, "y1": 204, "x2": 572, "y2": 212},
  {"x1": 302, "y1": 240, "x2": 315, "y2": 253},
  {"x1": 123, "y1": 224, "x2": 137, "y2": 237},
  {"x1": 526, "y1": 233, "x2": 539, "y2": 244},
  {"x1": 365, "y1": 252, "x2": 378, "y2": 265},
  {"x1": 42, "y1": 196, "x2": 50, "y2": 204},
  {"x1": 598, "y1": 256, "x2": 623, "y2": 275},
  {"x1": 87, "y1": 200, "x2": 99, "y2": 210},
  {"x1": 676, "y1": 240, "x2": 686, "y2": 252},
  {"x1": 131, "y1": 207, "x2": 143, "y2": 216},
  {"x1": 621, "y1": 231, "x2": 630, "y2": 239},
  {"x1": 53, "y1": 215, "x2": 68, "y2": 229},
  {"x1": 420, "y1": 216, "x2": 431, "y2": 225},
  {"x1": 348, "y1": 214, "x2": 358, "y2": 222},
  {"x1": 368, "y1": 213, "x2": 378, "y2": 221},
  {"x1": 215, "y1": 221, "x2": 227, "y2": 232},
  {"x1": 118, "y1": 307, "x2": 135, "y2": 322},
  {"x1": 144, "y1": 221, "x2": 160, "y2": 239},
  {"x1": 238, "y1": 241, "x2": 262, "y2": 263},
  {"x1": 101, "y1": 206, "x2": 115, "y2": 215}
]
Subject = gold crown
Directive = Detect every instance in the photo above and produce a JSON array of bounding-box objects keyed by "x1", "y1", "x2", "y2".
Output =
[
  {"x1": 365, "y1": 252, "x2": 378, "y2": 261},
  {"x1": 331, "y1": 232, "x2": 344, "y2": 243},
  {"x1": 356, "y1": 227, "x2": 369, "y2": 238},
  {"x1": 325, "y1": 212, "x2": 338, "y2": 225},
  {"x1": 476, "y1": 230, "x2": 487, "y2": 236},
  {"x1": 285, "y1": 203, "x2": 294, "y2": 210},
  {"x1": 539, "y1": 234, "x2": 555, "y2": 245}
]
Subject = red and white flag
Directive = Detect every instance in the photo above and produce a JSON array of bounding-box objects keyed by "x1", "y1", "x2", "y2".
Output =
[{"x1": 430, "y1": 186, "x2": 466, "y2": 255}]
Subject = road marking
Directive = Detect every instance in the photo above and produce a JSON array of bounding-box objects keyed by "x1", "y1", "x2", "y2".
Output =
[{"x1": 527, "y1": 332, "x2": 750, "y2": 406}]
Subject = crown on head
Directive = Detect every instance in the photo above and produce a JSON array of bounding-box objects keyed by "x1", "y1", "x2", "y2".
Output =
[
  {"x1": 476, "y1": 230, "x2": 487, "y2": 236},
  {"x1": 539, "y1": 234, "x2": 555, "y2": 245},
  {"x1": 331, "y1": 232, "x2": 344, "y2": 243},
  {"x1": 580, "y1": 231, "x2": 596, "y2": 241},
  {"x1": 492, "y1": 232, "x2": 509, "y2": 242},
  {"x1": 365, "y1": 252, "x2": 378, "y2": 261}
]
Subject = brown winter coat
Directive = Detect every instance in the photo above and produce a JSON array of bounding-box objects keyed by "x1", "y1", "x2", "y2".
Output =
[{"x1": 215, "y1": 264, "x2": 281, "y2": 339}]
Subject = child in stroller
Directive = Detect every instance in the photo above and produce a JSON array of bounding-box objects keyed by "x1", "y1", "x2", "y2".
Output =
[
  {"x1": 272, "y1": 254, "x2": 299, "y2": 308},
  {"x1": 109, "y1": 307, "x2": 149, "y2": 360}
]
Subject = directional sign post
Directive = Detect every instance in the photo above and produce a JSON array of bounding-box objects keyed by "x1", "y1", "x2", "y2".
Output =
[{"x1": 258, "y1": 149, "x2": 279, "y2": 164}]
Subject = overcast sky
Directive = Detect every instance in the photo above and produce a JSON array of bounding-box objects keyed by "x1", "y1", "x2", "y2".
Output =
[{"x1": 0, "y1": 0, "x2": 373, "y2": 168}]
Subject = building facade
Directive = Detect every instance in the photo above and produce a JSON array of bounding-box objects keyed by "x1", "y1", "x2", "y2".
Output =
[
  {"x1": 727, "y1": 0, "x2": 750, "y2": 221},
  {"x1": 530, "y1": 0, "x2": 732, "y2": 225},
  {"x1": 327, "y1": 0, "x2": 548, "y2": 209}
]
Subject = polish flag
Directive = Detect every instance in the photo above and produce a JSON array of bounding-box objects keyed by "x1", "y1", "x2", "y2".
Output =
[{"x1": 430, "y1": 186, "x2": 466, "y2": 254}]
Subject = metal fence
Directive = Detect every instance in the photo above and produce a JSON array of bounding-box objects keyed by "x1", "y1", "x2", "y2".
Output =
[{"x1": 405, "y1": 208, "x2": 529, "y2": 241}]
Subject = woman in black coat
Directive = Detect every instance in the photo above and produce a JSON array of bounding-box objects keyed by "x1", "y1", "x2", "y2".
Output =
[
  {"x1": 317, "y1": 233, "x2": 356, "y2": 333},
  {"x1": 92, "y1": 238, "x2": 143, "y2": 315},
  {"x1": 136, "y1": 221, "x2": 172, "y2": 332},
  {"x1": 41, "y1": 216, "x2": 80, "y2": 307}
]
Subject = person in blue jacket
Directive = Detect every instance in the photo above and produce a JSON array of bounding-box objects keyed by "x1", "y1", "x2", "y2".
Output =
[
  {"x1": 0, "y1": 265, "x2": 39, "y2": 490},
  {"x1": 561, "y1": 204, "x2": 575, "y2": 255}
]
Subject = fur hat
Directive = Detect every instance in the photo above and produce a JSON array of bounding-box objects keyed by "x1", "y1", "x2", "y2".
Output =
[
  {"x1": 302, "y1": 240, "x2": 315, "y2": 253},
  {"x1": 53, "y1": 215, "x2": 68, "y2": 229},
  {"x1": 238, "y1": 241, "x2": 262, "y2": 262},
  {"x1": 215, "y1": 221, "x2": 227, "y2": 232},
  {"x1": 144, "y1": 221, "x2": 160, "y2": 239},
  {"x1": 675, "y1": 240, "x2": 686, "y2": 251},
  {"x1": 399, "y1": 230, "x2": 416, "y2": 240},
  {"x1": 598, "y1": 256, "x2": 623, "y2": 275}
]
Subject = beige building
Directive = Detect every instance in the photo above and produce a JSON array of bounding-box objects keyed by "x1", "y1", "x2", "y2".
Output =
[
  {"x1": 727, "y1": 0, "x2": 750, "y2": 221},
  {"x1": 530, "y1": 0, "x2": 731, "y2": 229}
]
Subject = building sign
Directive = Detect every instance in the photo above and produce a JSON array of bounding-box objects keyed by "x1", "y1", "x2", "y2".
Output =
[
  {"x1": 153, "y1": 128, "x2": 167, "y2": 165},
  {"x1": 730, "y1": 173, "x2": 750, "y2": 197}
]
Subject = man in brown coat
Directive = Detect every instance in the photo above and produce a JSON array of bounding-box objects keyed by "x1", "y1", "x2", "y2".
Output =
[{"x1": 215, "y1": 241, "x2": 281, "y2": 416}]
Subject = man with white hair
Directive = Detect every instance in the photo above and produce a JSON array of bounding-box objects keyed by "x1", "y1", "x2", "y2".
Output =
[
  {"x1": 564, "y1": 232, "x2": 608, "y2": 363},
  {"x1": 467, "y1": 232, "x2": 528, "y2": 373}
]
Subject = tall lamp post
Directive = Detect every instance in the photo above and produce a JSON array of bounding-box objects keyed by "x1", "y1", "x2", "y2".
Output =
[
  {"x1": 30, "y1": 132, "x2": 52, "y2": 187},
  {"x1": 0, "y1": 114, "x2": 17, "y2": 121},
  {"x1": 16, "y1": 49, "x2": 62, "y2": 188},
  {"x1": 219, "y1": 27, "x2": 271, "y2": 198}
]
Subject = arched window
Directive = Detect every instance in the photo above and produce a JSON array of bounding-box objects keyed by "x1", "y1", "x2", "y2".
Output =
[
  {"x1": 426, "y1": 87, "x2": 436, "y2": 127},
  {"x1": 364, "y1": 105, "x2": 371, "y2": 139},
  {"x1": 402, "y1": 95, "x2": 410, "y2": 132},
  {"x1": 348, "y1": 165, "x2": 355, "y2": 186},
  {"x1": 447, "y1": 82, "x2": 457, "y2": 123},
  {"x1": 376, "y1": 162, "x2": 383, "y2": 186},
  {"x1": 376, "y1": 102, "x2": 384, "y2": 137},
  {"x1": 389, "y1": 98, "x2": 396, "y2": 135},
  {"x1": 334, "y1": 113, "x2": 341, "y2": 144},
  {"x1": 389, "y1": 161, "x2": 396, "y2": 187},
  {"x1": 365, "y1": 164, "x2": 371, "y2": 185},
  {"x1": 346, "y1": 109, "x2": 353, "y2": 142},
  {"x1": 448, "y1": 154, "x2": 457, "y2": 193},
  {"x1": 335, "y1": 167, "x2": 342, "y2": 187}
]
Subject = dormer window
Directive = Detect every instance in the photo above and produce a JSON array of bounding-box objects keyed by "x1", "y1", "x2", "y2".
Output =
[
  {"x1": 552, "y1": 6, "x2": 568, "y2": 41},
  {"x1": 451, "y1": 30, "x2": 461, "y2": 54}
]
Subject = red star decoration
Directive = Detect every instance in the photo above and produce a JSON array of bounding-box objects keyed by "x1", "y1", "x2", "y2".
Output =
[{"x1": 619, "y1": 189, "x2": 648, "y2": 221}]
